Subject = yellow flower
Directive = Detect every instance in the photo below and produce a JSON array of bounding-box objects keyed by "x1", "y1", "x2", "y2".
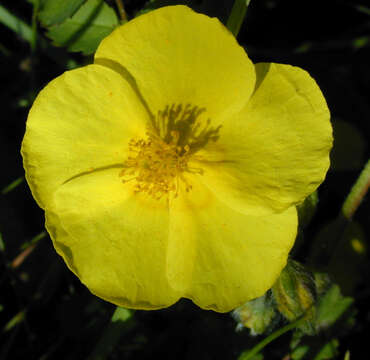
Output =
[{"x1": 21, "y1": 6, "x2": 332, "y2": 312}]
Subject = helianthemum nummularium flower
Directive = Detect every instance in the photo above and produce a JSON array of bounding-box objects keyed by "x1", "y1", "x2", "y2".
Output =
[{"x1": 21, "y1": 6, "x2": 332, "y2": 312}]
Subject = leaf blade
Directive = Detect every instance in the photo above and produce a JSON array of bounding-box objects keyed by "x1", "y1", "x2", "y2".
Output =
[
  {"x1": 46, "y1": 0, "x2": 119, "y2": 55},
  {"x1": 39, "y1": 0, "x2": 86, "y2": 26}
]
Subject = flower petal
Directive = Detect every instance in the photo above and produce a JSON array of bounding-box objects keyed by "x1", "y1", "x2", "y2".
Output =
[
  {"x1": 196, "y1": 63, "x2": 332, "y2": 215},
  {"x1": 46, "y1": 168, "x2": 181, "y2": 309},
  {"x1": 21, "y1": 64, "x2": 149, "y2": 209},
  {"x1": 169, "y1": 179, "x2": 297, "y2": 312},
  {"x1": 95, "y1": 5, "x2": 255, "y2": 122}
]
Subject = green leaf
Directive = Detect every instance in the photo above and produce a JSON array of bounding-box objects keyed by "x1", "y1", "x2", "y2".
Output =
[
  {"x1": 312, "y1": 338, "x2": 339, "y2": 360},
  {"x1": 47, "y1": 0, "x2": 119, "y2": 55},
  {"x1": 226, "y1": 0, "x2": 251, "y2": 37},
  {"x1": 88, "y1": 307, "x2": 135, "y2": 360},
  {"x1": 315, "y1": 284, "x2": 353, "y2": 331},
  {"x1": 353, "y1": 36, "x2": 369, "y2": 49},
  {"x1": 291, "y1": 344, "x2": 309, "y2": 360},
  {"x1": 3, "y1": 311, "x2": 26, "y2": 333},
  {"x1": 0, "y1": 5, "x2": 33, "y2": 43},
  {"x1": 238, "y1": 351, "x2": 263, "y2": 360},
  {"x1": 1, "y1": 176, "x2": 24, "y2": 195},
  {"x1": 20, "y1": 231, "x2": 47, "y2": 250},
  {"x1": 39, "y1": 0, "x2": 86, "y2": 26},
  {"x1": 291, "y1": 338, "x2": 340, "y2": 360},
  {"x1": 353, "y1": 4, "x2": 370, "y2": 16},
  {"x1": 290, "y1": 345, "x2": 310, "y2": 360}
]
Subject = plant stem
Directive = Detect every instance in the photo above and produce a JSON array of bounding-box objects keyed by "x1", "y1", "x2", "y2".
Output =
[
  {"x1": 226, "y1": 0, "x2": 251, "y2": 37},
  {"x1": 240, "y1": 316, "x2": 307, "y2": 360},
  {"x1": 115, "y1": 0, "x2": 127, "y2": 22},
  {"x1": 342, "y1": 159, "x2": 370, "y2": 220}
]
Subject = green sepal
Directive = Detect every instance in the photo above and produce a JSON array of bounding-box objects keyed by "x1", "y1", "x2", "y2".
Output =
[
  {"x1": 232, "y1": 291, "x2": 277, "y2": 335},
  {"x1": 289, "y1": 274, "x2": 354, "y2": 359},
  {"x1": 272, "y1": 260, "x2": 316, "y2": 335}
]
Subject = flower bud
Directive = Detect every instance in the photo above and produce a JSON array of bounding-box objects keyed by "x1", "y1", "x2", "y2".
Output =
[
  {"x1": 232, "y1": 292, "x2": 276, "y2": 335},
  {"x1": 272, "y1": 260, "x2": 316, "y2": 334}
]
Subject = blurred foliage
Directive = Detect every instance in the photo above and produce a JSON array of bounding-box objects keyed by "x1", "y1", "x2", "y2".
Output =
[
  {"x1": 37, "y1": 0, "x2": 86, "y2": 26},
  {"x1": 45, "y1": 0, "x2": 119, "y2": 54},
  {"x1": 0, "y1": 0, "x2": 369, "y2": 359},
  {"x1": 232, "y1": 291, "x2": 277, "y2": 336},
  {"x1": 297, "y1": 191, "x2": 319, "y2": 229},
  {"x1": 331, "y1": 118, "x2": 366, "y2": 171}
]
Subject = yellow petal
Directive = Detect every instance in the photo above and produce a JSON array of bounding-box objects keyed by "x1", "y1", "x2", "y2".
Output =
[
  {"x1": 46, "y1": 168, "x2": 181, "y2": 310},
  {"x1": 95, "y1": 5, "x2": 255, "y2": 123},
  {"x1": 21, "y1": 64, "x2": 149, "y2": 209},
  {"x1": 196, "y1": 62, "x2": 332, "y2": 215},
  {"x1": 169, "y1": 179, "x2": 297, "y2": 312}
]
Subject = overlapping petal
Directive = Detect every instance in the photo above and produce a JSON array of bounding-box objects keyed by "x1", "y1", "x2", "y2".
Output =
[
  {"x1": 169, "y1": 180, "x2": 297, "y2": 312},
  {"x1": 95, "y1": 5, "x2": 255, "y2": 123},
  {"x1": 46, "y1": 169, "x2": 297, "y2": 312},
  {"x1": 21, "y1": 6, "x2": 332, "y2": 312},
  {"x1": 196, "y1": 63, "x2": 332, "y2": 216},
  {"x1": 46, "y1": 168, "x2": 181, "y2": 309},
  {"x1": 21, "y1": 64, "x2": 149, "y2": 208}
]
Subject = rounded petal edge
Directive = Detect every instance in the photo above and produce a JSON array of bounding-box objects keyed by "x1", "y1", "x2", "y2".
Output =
[
  {"x1": 196, "y1": 62, "x2": 332, "y2": 216},
  {"x1": 21, "y1": 64, "x2": 149, "y2": 209},
  {"x1": 95, "y1": 5, "x2": 256, "y2": 123},
  {"x1": 169, "y1": 179, "x2": 298, "y2": 312},
  {"x1": 45, "y1": 168, "x2": 181, "y2": 310}
]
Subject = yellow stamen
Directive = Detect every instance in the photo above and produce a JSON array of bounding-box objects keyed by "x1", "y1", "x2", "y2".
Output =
[
  {"x1": 119, "y1": 104, "x2": 221, "y2": 199},
  {"x1": 120, "y1": 130, "x2": 193, "y2": 199}
]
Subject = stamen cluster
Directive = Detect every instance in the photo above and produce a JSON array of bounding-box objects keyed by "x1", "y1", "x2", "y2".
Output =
[
  {"x1": 119, "y1": 131, "x2": 192, "y2": 199},
  {"x1": 120, "y1": 104, "x2": 219, "y2": 199}
]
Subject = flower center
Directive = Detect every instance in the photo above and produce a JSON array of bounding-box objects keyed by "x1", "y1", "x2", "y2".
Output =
[
  {"x1": 119, "y1": 104, "x2": 221, "y2": 199},
  {"x1": 119, "y1": 130, "x2": 194, "y2": 198}
]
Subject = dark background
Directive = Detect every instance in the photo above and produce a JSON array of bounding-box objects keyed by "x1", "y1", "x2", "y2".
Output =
[{"x1": 0, "y1": 0, "x2": 369, "y2": 359}]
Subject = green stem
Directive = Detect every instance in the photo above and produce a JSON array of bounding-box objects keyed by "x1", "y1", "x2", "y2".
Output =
[
  {"x1": 240, "y1": 316, "x2": 307, "y2": 360},
  {"x1": 115, "y1": 0, "x2": 127, "y2": 22},
  {"x1": 226, "y1": 0, "x2": 251, "y2": 37},
  {"x1": 342, "y1": 159, "x2": 370, "y2": 220}
]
